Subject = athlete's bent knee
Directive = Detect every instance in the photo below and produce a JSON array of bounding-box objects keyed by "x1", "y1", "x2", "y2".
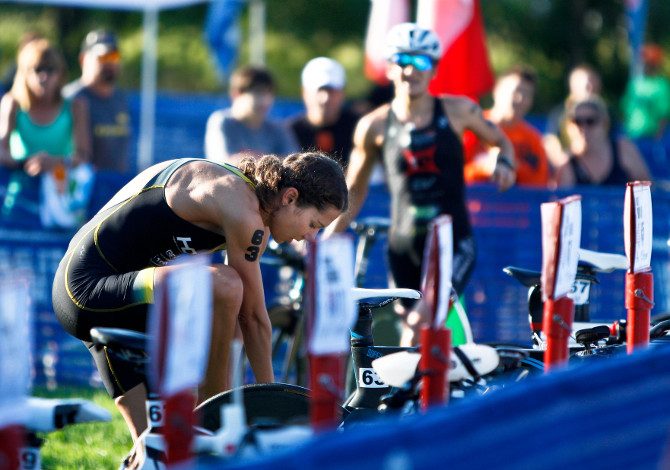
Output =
[{"x1": 210, "y1": 265, "x2": 243, "y2": 307}]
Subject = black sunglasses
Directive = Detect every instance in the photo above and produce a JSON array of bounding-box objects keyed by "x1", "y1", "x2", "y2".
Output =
[
  {"x1": 32, "y1": 65, "x2": 58, "y2": 75},
  {"x1": 571, "y1": 115, "x2": 599, "y2": 127}
]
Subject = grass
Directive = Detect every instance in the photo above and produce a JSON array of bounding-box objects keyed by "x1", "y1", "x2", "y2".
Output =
[{"x1": 32, "y1": 386, "x2": 131, "y2": 470}]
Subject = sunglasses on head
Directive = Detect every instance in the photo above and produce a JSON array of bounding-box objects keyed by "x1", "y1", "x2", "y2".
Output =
[
  {"x1": 390, "y1": 53, "x2": 434, "y2": 72},
  {"x1": 571, "y1": 115, "x2": 599, "y2": 127}
]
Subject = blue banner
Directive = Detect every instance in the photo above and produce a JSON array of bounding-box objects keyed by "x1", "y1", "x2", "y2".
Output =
[
  {"x1": 626, "y1": 0, "x2": 649, "y2": 77},
  {"x1": 204, "y1": 0, "x2": 245, "y2": 82}
]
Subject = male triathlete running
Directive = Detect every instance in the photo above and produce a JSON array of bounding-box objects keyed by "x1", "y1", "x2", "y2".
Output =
[
  {"x1": 52, "y1": 153, "x2": 347, "y2": 468},
  {"x1": 325, "y1": 23, "x2": 516, "y2": 346}
]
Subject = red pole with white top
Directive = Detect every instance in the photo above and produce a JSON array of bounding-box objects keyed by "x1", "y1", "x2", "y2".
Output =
[
  {"x1": 307, "y1": 235, "x2": 356, "y2": 431},
  {"x1": 540, "y1": 196, "x2": 582, "y2": 372},
  {"x1": 623, "y1": 182, "x2": 654, "y2": 353},
  {"x1": 148, "y1": 256, "x2": 213, "y2": 467},
  {"x1": 419, "y1": 215, "x2": 452, "y2": 410}
]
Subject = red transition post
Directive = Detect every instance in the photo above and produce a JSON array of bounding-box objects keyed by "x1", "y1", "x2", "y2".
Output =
[
  {"x1": 420, "y1": 325, "x2": 451, "y2": 410},
  {"x1": 625, "y1": 271, "x2": 654, "y2": 353},
  {"x1": 309, "y1": 353, "x2": 344, "y2": 431},
  {"x1": 0, "y1": 424, "x2": 23, "y2": 470},
  {"x1": 543, "y1": 296, "x2": 574, "y2": 372},
  {"x1": 163, "y1": 389, "x2": 196, "y2": 467}
]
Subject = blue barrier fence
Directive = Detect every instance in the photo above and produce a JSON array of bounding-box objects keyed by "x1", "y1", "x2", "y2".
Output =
[
  {"x1": 211, "y1": 343, "x2": 670, "y2": 470},
  {"x1": 5, "y1": 179, "x2": 670, "y2": 388},
  {"x1": 1, "y1": 91, "x2": 669, "y2": 387}
]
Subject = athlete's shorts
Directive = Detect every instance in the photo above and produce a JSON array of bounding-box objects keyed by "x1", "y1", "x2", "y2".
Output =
[
  {"x1": 387, "y1": 234, "x2": 476, "y2": 308},
  {"x1": 52, "y1": 225, "x2": 155, "y2": 398}
]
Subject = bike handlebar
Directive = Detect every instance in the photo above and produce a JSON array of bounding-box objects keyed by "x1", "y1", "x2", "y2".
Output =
[{"x1": 350, "y1": 217, "x2": 391, "y2": 236}]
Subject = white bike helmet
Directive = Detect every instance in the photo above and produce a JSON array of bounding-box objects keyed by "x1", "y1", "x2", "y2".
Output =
[{"x1": 385, "y1": 23, "x2": 442, "y2": 61}]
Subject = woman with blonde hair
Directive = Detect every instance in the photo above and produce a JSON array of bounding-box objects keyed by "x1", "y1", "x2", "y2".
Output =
[
  {"x1": 554, "y1": 95, "x2": 650, "y2": 187},
  {"x1": 0, "y1": 38, "x2": 90, "y2": 225}
]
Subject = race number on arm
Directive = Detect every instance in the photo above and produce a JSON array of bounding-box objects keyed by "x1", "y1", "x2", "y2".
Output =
[{"x1": 224, "y1": 212, "x2": 274, "y2": 383}]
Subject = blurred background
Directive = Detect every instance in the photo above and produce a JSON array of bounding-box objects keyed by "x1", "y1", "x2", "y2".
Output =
[{"x1": 0, "y1": 0, "x2": 667, "y2": 111}]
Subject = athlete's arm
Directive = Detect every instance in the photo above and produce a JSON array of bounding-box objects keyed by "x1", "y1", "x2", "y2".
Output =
[
  {"x1": 0, "y1": 94, "x2": 20, "y2": 168},
  {"x1": 179, "y1": 171, "x2": 274, "y2": 384},
  {"x1": 224, "y1": 213, "x2": 274, "y2": 383},
  {"x1": 324, "y1": 107, "x2": 384, "y2": 236},
  {"x1": 443, "y1": 97, "x2": 516, "y2": 191}
]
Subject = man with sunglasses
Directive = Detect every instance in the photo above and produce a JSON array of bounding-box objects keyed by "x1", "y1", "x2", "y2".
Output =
[
  {"x1": 64, "y1": 30, "x2": 131, "y2": 175},
  {"x1": 325, "y1": 23, "x2": 515, "y2": 346}
]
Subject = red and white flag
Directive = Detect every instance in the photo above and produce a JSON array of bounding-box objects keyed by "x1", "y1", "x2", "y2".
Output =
[
  {"x1": 417, "y1": 0, "x2": 494, "y2": 100},
  {"x1": 364, "y1": 0, "x2": 410, "y2": 85}
]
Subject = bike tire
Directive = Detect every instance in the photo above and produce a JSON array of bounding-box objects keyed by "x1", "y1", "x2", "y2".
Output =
[{"x1": 194, "y1": 383, "x2": 311, "y2": 432}]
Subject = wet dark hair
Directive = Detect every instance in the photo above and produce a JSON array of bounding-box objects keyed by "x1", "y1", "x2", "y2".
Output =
[{"x1": 239, "y1": 152, "x2": 348, "y2": 214}]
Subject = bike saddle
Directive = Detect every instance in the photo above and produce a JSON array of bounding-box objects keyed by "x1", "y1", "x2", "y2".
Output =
[
  {"x1": 578, "y1": 248, "x2": 628, "y2": 273},
  {"x1": 575, "y1": 325, "x2": 611, "y2": 347},
  {"x1": 503, "y1": 264, "x2": 598, "y2": 288},
  {"x1": 503, "y1": 267, "x2": 541, "y2": 288},
  {"x1": 352, "y1": 287, "x2": 421, "y2": 309},
  {"x1": 90, "y1": 327, "x2": 148, "y2": 352}
]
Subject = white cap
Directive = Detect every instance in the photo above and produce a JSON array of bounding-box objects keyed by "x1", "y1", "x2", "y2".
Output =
[{"x1": 301, "y1": 57, "x2": 346, "y2": 91}]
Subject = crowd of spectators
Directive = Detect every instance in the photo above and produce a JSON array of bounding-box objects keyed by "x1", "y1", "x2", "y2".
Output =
[
  {"x1": 0, "y1": 29, "x2": 129, "y2": 230},
  {"x1": 1, "y1": 26, "x2": 669, "y2": 233}
]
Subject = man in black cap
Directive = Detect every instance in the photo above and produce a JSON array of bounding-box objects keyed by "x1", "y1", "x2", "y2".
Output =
[{"x1": 64, "y1": 30, "x2": 131, "y2": 174}]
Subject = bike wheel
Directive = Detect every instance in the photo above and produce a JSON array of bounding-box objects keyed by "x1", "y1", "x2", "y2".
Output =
[{"x1": 194, "y1": 383, "x2": 311, "y2": 432}]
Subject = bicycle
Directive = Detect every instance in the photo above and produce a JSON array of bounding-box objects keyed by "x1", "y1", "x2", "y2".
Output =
[
  {"x1": 195, "y1": 287, "x2": 422, "y2": 432},
  {"x1": 265, "y1": 216, "x2": 475, "y2": 388},
  {"x1": 502, "y1": 247, "x2": 670, "y2": 363},
  {"x1": 88, "y1": 327, "x2": 314, "y2": 468},
  {"x1": 87, "y1": 287, "x2": 423, "y2": 466},
  {"x1": 198, "y1": 285, "x2": 537, "y2": 431},
  {"x1": 264, "y1": 216, "x2": 395, "y2": 387}
]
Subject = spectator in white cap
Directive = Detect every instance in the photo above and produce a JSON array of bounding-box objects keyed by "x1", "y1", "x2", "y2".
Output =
[{"x1": 288, "y1": 57, "x2": 360, "y2": 166}]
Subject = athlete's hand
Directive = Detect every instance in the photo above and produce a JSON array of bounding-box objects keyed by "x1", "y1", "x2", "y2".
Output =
[
  {"x1": 24, "y1": 152, "x2": 61, "y2": 177},
  {"x1": 491, "y1": 157, "x2": 516, "y2": 191}
]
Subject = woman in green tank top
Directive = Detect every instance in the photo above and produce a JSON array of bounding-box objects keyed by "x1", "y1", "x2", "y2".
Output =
[{"x1": 0, "y1": 38, "x2": 90, "y2": 224}]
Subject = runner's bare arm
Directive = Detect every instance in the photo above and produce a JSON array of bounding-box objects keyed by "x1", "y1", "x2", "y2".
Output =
[
  {"x1": 0, "y1": 95, "x2": 20, "y2": 168},
  {"x1": 324, "y1": 108, "x2": 385, "y2": 236},
  {"x1": 444, "y1": 97, "x2": 516, "y2": 191},
  {"x1": 225, "y1": 215, "x2": 274, "y2": 383}
]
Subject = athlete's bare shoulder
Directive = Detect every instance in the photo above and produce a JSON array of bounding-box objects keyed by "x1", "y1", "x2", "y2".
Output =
[
  {"x1": 438, "y1": 94, "x2": 484, "y2": 134},
  {"x1": 355, "y1": 103, "x2": 390, "y2": 147},
  {"x1": 439, "y1": 94, "x2": 480, "y2": 117},
  {"x1": 169, "y1": 159, "x2": 261, "y2": 233}
]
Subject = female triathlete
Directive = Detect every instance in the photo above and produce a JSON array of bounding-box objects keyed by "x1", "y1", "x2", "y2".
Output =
[{"x1": 51, "y1": 152, "x2": 348, "y2": 466}]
